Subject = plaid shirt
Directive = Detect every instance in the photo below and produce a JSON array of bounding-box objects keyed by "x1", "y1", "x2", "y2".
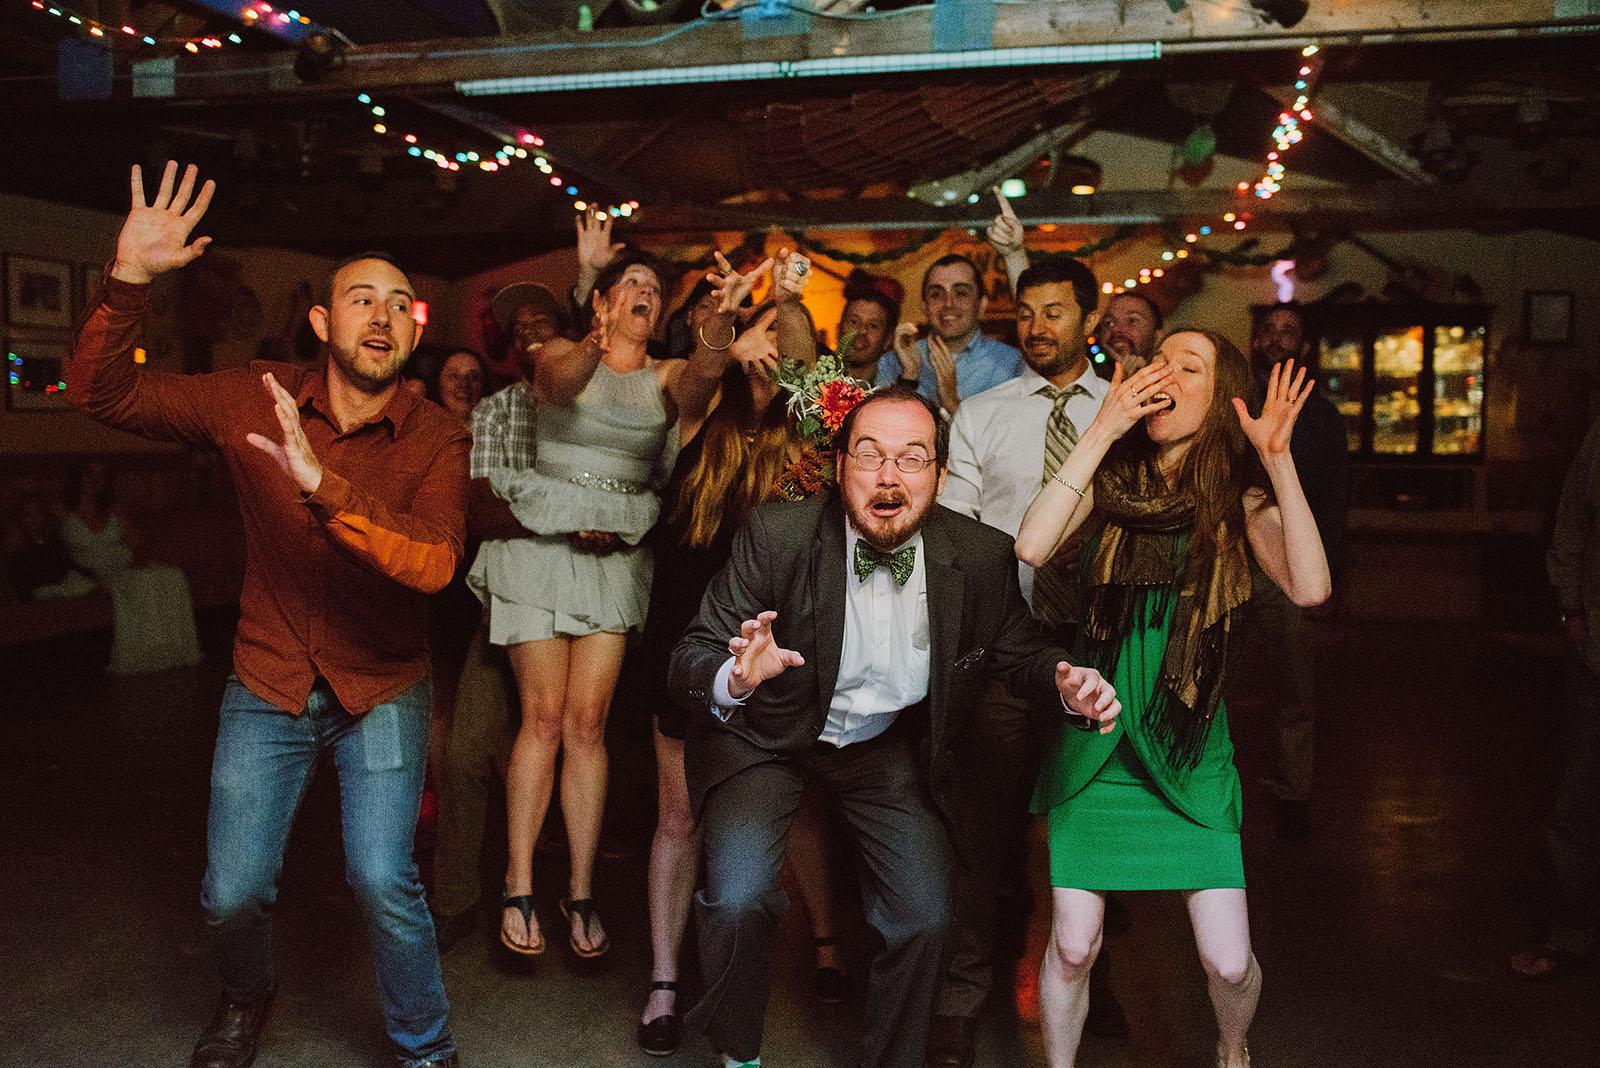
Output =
[{"x1": 470, "y1": 381, "x2": 537, "y2": 479}]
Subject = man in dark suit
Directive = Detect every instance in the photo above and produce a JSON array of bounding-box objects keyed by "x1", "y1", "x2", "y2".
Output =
[{"x1": 668, "y1": 385, "x2": 1121, "y2": 1068}]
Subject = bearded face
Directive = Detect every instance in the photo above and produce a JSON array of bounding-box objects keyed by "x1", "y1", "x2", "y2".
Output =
[
  {"x1": 838, "y1": 397, "x2": 946, "y2": 552},
  {"x1": 316, "y1": 258, "x2": 419, "y2": 395}
]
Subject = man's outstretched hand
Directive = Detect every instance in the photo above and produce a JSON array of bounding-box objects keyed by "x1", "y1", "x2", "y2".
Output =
[
  {"x1": 111, "y1": 162, "x2": 215, "y2": 286},
  {"x1": 1055, "y1": 661, "x2": 1121, "y2": 734},
  {"x1": 245, "y1": 373, "x2": 324, "y2": 495},
  {"x1": 726, "y1": 610, "x2": 805, "y2": 700}
]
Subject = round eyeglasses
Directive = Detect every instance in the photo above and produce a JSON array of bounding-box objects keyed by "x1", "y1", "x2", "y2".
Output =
[{"x1": 847, "y1": 449, "x2": 934, "y2": 474}]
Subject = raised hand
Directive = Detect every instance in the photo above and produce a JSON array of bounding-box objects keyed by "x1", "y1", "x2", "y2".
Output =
[
  {"x1": 245, "y1": 372, "x2": 324, "y2": 494},
  {"x1": 892, "y1": 322, "x2": 923, "y2": 380},
  {"x1": 730, "y1": 305, "x2": 780, "y2": 375},
  {"x1": 927, "y1": 333, "x2": 959, "y2": 389},
  {"x1": 707, "y1": 250, "x2": 775, "y2": 315},
  {"x1": 1087, "y1": 359, "x2": 1177, "y2": 441},
  {"x1": 770, "y1": 247, "x2": 811, "y2": 305},
  {"x1": 726, "y1": 610, "x2": 805, "y2": 699},
  {"x1": 1055, "y1": 661, "x2": 1121, "y2": 734},
  {"x1": 986, "y1": 185, "x2": 1024, "y2": 256},
  {"x1": 575, "y1": 210, "x2": 624, "y2": 275},
  {"x1": 112, "y1": 162, "x2": 216, "y2": 285},
  {"x1": 1233, "y1": 358, "x2": 1312, "y2": 460}
]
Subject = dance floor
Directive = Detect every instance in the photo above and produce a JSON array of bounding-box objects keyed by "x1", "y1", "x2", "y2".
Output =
[{"x1": 1, "y1": 608, "x2": 1594, "y2": 1067}]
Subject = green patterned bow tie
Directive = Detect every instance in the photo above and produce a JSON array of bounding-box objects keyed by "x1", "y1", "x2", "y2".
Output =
[{"x1": 853, "y1": 539, "x2": 916, "y2": 585}]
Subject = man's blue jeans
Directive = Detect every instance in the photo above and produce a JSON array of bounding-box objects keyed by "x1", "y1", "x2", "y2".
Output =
[{"x1": 201, "y1": 676, "x2": 454, "y2": 1067}]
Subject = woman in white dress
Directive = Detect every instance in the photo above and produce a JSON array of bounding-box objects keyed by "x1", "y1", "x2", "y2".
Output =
[{"x1": 60, "y1": 457, "x2": 203, "y2": 674}]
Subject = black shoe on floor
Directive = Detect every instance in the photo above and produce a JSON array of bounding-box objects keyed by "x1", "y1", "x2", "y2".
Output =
[
  {"x1": 191, "y1": 987, "x2": 275, "y2": 1068},
  {"x1": 637, "y1": 980, "x2": 681, "y2": 1056},
  {"x1": 411, "y1": 1055, "x2": 459, "y2": 1068}
]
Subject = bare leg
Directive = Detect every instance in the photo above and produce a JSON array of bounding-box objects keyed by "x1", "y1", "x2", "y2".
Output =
[
  {"x1": 644, "y1": 727, "x2": 700, "y2": 1024},
  {"x1": 1185, "y1": 887, "x2": 1259, "y2": 1068},
  {"x1": 1039, "y1": 887, "x2": 1104, "y2": 1068},
  {"x1": 501, "y1": 637, "x2": 571, "y2": 949},
  {"x1": 784, "y1": 786, "x2": 843, "y2": 974},
  {"x1": 559, "y1": 630, "x2": 627, "y2": 954}
]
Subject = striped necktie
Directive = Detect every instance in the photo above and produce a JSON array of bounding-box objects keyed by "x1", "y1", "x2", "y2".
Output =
[{"x1": 1032, "y1": 382, "x2": 1089, "y2": 627}]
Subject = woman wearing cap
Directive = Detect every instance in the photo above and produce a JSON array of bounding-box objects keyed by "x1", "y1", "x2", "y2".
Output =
[{"x1": 478, "y1": 247, "x2": 771, "y2": 963}]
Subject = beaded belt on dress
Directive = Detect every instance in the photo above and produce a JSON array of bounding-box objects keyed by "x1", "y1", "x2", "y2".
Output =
[{"x1": 567, "y1": 471, "x2": 649, "y2": 495}]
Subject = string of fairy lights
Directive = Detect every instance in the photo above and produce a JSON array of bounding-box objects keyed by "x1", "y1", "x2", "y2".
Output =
[
  {"x1": 1099, "y1": 44, "x2": 1325, "y2": 299},
  {"x1": 23, "y1": 0, "x2": 635, "y2": 216},
  {"x1": 354, "y1": 92, "x2": 636, "y2": 218},
  {"x1": 22, "y1": 1, "x2": 313, "y2": 51}
]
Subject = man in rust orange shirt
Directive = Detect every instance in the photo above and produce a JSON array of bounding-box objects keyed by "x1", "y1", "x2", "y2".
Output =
[{"x1": 69, "y1": 162, "x2": 468, "y2": 1068}]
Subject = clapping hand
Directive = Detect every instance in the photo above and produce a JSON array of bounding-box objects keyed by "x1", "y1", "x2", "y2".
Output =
[
  {"x1": 927, "y1": 333, "x2": 959, "y2": 404},
  {"x1": 892, "y1": 322, "x2": 923, "y2": 380},
  {"x1": 1055, "y1": 661, "x2": 1121, "y2": 734},
  {"x1": 112, "y1": 162, "x2": 215, "y2": 286},
  {"x1": 726, "y1": 610, "x2": 805, "y2": 700},
  {"x1": 245, "y1": 373, "x2": 324, "y2": 495},
  {"x1": 1233, "y1": 358, "x2": 1312, "y2": 460},
  {"x1": 708, "y1": 250, "x2": 775, "y2": 315}
]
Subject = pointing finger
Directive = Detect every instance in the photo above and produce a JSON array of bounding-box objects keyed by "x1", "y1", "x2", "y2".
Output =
[
  {"x1": 992, "y1": 184, "x2": 1018, "y2": 219},
  {"x1": 130, "y1": 164, "x2": 147, "y2": 209}
]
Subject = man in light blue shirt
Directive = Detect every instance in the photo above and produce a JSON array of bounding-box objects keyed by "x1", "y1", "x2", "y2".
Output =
[{"x1": 876, "y1": 253, "x2": 1023, "y2": 414}]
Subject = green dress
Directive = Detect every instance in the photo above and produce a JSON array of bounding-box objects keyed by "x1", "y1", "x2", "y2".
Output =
[{"x1": 1032, "y1": 554, "x2": 1245, "y2": 891}]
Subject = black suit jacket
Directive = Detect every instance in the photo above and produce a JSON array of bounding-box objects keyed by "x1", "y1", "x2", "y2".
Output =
[{"x1": 669, "y1": 495, "x2": 1070, "y2": 819}]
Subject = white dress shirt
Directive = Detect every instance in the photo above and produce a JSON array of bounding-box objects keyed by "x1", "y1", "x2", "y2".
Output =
[
  {"x1": 939, "y1": 362, "x2": 1108, "y2": 602},
  {"x1": 712, "y1": 520, "x2": 931, "y2": 747}
]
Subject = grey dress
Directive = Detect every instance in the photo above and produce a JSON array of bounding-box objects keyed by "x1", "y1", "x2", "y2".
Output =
[{"x1": 468, "y1": 360, "x2": 676, "y2": 643}]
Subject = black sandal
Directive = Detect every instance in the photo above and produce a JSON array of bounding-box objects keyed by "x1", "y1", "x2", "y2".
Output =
[
  {"x1": 813, "y1": 935, "x2": 849, "y2": 1004},
  {"x1": 499, "y1": 894, "x2": 545, "y2": 956},
  {"x1": 636, "y1": 980, "x2": 681, "y2": 1056},
  {"x1": 559, "y1": 895, "x2": 611, "y2": 959}
]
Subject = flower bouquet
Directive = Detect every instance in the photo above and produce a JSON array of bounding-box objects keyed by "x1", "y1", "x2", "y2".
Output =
[{"x1": 773, "y1": 349, "x2": 870, "y2": 501}]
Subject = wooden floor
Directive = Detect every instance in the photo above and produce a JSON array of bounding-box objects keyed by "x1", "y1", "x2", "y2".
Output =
[{"x1": 0, "y1": 609, "x2": 1594, "y2": 1067}]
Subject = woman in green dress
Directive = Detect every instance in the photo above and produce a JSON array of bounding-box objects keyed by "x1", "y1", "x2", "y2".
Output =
[{"x1": 1016, "y1": 328, "x2": 1331, "y2": 1068}]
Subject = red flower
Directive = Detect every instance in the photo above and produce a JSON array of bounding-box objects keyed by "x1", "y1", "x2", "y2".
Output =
[{"x1": 816, "y1": 379, "x2": 866, "y2": 433}]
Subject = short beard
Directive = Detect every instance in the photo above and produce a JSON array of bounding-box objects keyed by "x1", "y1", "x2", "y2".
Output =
[
  {"x1": 329, "y1": 342, "x2": 405, "y2": 394},
  {"x1": 844, "y1": 491, "x2": 936, "y2": 553}
]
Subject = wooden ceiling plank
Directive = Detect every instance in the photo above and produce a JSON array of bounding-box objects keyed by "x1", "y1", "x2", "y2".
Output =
[
  {"x1": 151, "y1": 1, "x2": 1590, "y2": 102},
  {"x1": 1259, "y1": 82, "x2": 1437, "y2": 185}
]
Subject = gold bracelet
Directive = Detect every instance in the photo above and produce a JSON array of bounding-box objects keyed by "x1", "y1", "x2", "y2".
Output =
[
  {"x1": 1052, "y1": 472, "x2": 1086, "y2": 498},
  {"x1": 697, "y1": 320, "x2": 736, "y2": 351}
]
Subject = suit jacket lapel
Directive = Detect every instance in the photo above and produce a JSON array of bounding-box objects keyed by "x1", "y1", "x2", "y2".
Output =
[
  {"x1": 810, "y1": 498, "x2": 848, "y2": 715},
  {"x1": 922, "y1": 509, "x2": 966, "y2": 755}
]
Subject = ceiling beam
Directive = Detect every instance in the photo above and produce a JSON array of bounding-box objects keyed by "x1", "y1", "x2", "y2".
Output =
[
  {"x1": 607, "y1": 183, "x2": 1599, "y2": 234},
  {"x1": 138, "y1": 1, "x2": 1598, "y2": 102},
  {"x1": 1259, "y1": 83, "x2": 1436, "y2": 185}
]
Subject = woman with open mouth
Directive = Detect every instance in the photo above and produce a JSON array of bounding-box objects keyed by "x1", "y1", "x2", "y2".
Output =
[
  {"x1": 1016, "y1": 328, "x2": 1332, "y2": 1068},
  {"x1": 471, "y1": 245, "x2": 768, "y2": 967}
]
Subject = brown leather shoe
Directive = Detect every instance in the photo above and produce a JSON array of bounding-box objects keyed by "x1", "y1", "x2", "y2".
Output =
[
  {"x1": 191, "y1": 988, "x2": 274, "y2": 1068},
  {"x1": 926, "y1": 1013, "x2": 977, "y2": 1068}
]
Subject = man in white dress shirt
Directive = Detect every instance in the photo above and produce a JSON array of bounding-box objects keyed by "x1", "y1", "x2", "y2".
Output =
[
  {"x1": 669, "y1": 386, "x2": 1120, "y2": 1068},
  {"x1": 933, "y1": 256, "x2": 1121, "y2": 1066}
]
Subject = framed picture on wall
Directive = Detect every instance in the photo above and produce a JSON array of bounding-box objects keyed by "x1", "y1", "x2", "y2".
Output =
[
  {"x1": 5, "y1": 334, "x2": 72, "y2": 411},
  {"x1": 1523, "y1": 290, "x2": 1574, "y2": 347},
  {"x1": 4, "y1": 255, "x2": 75, "y2": 328}
]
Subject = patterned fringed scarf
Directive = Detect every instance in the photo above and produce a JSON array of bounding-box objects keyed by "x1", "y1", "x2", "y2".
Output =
[{"x1": 1081, "y1": 459, "x2": 1253, "y2": 771}]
